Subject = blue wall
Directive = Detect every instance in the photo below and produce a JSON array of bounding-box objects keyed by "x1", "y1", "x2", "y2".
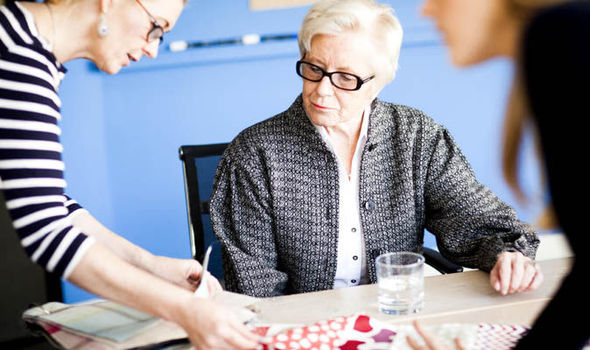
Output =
[{"x1": 59, "y1": 0, "x2": 545, "y2": 302}]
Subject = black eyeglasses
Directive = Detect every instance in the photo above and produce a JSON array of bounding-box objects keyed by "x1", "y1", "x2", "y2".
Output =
[
  {"x1": 296, "y1": 60, "x2": 375, "y2": 91},
  {"x1": 135, "y1": 0, "x2": 165, "y2": 45}
]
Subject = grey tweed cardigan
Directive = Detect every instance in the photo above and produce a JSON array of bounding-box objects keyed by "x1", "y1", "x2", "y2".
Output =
[{"x1": 210, "y1": 95, "x2": 539, "y2": 298}]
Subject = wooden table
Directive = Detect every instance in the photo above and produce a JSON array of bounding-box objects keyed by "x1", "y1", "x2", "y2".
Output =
[
  {"x1": 25, "y1": 258, "x2": 570, "y2": 349},
  {"x1": 240, "y1": 258, "x2": 571, "y2": 327}
]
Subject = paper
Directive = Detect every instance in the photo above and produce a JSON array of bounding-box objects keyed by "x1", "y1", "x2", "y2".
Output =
[{"x1": 27, "y1": 300, "x2": 158, "y2": 343}]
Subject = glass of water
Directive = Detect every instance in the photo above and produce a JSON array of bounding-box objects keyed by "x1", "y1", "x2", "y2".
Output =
[{"x1": 376, "y1": 252, "x2": 424, "y2": 315}]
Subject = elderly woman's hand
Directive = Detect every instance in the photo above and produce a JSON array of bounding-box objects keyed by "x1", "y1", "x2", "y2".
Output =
[
  {"x1": 407, "y1": 321, "x2": 465, "y2": 350},
  {"x1": 490, "y1": 251, "x2": 543, "y2": 295}
]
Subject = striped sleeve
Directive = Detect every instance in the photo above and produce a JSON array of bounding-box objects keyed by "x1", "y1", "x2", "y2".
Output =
[
  {"x1": 64, "y1": 195, "x2": 89, "y2": 220},
  {"x1": 1, "y1": 3, "x2": 94, "y2": 278}
]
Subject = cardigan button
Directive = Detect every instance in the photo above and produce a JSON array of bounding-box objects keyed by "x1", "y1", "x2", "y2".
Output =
[{"x1": 364, "y1": 199, "x2": 375, "y2": 211}]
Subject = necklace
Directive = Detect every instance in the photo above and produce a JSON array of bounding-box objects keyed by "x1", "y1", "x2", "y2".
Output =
[{"x1": 44, "y1": 1, "x2": 56, "y2": 50}]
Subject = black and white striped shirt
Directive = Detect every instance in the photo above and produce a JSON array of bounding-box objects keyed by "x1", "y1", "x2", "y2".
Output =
[{"x1": 1, "y1": 2, "x2": 94, "y2": 278}]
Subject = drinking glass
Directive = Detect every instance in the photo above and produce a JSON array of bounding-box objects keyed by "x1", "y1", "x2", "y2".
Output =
[{"x1": 376, "y1": 252, "x2": 424, "y2": 315}]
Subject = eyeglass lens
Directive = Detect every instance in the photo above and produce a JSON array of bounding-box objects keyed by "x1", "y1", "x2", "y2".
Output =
[
  {"x1": 298, "y1": 61, "x2": 362, "y2": 91},
  {"x1": 136, "y1": 0, "x2": 164, "y2": 44},
  {"x1": 148, "y1": 24, "x2": 164, "y2": 44}
]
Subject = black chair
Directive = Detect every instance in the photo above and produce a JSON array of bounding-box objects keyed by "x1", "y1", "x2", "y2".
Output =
[
  {"x1": 423, "y1": 247, "x2": 463, "y2": 274},
  {"x1": 178, "y1": 143, "x2": 463, "y2": 282},
  {"x1": 179, "y1": 143, "x2": 229, "y2": 281}
]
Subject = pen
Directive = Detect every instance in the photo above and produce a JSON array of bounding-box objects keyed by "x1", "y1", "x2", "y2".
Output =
[{"x1": 194, "y1": 245, "x2": 212, "y2": 298}]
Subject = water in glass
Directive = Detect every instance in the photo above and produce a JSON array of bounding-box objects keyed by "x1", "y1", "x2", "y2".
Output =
[{"x1": 376, "y1": 252, "x2": 424, "y2": 315}]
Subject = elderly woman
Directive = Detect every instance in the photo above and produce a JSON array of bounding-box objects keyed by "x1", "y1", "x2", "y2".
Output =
[
  {"x1": 0, "y1": 0, "x2": 258, "y2": 348},
  {"x1": 210, "y1": 0, "x2": 541, "y2": 298}
]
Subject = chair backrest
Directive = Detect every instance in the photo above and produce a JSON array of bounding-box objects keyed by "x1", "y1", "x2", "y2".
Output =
[{"x1": 178, "y1": 143, "x2": 229, "y2": 281}]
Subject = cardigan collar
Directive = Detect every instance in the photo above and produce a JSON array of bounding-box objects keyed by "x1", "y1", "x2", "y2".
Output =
[{"x1": 286, "y1": 94, "x2": 395, "y2": 153}]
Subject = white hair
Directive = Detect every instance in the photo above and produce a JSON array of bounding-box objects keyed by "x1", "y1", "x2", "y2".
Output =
[{"x1": 298, "y1": 0, "x2": 403, "y2": 84}]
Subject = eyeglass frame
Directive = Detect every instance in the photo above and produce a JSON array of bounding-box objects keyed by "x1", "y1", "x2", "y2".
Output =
[
  {"x1": 296, "y1": 60, "x2": 375, "y2": 91},
  {"x1": 135, "y1": 0, "x2": 165, "y2": 45}
]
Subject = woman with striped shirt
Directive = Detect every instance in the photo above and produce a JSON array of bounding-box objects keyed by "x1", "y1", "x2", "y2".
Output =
[{"x1": 0, "y1": 1, "x2": 258, "y2": 349}]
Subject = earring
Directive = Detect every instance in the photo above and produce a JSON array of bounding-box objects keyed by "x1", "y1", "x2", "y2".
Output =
[{"x1": 97, "y1": 12, "x2": 108, "y2": 37}]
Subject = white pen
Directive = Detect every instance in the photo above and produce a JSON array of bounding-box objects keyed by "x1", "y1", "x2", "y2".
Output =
[{"x1": 194, "y1": 245, "x2": 212, "y2": 298}]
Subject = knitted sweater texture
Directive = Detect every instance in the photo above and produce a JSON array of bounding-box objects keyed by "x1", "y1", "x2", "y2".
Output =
[{"x1": 210, "y1": 95, "x2": 539, "y2": 297}]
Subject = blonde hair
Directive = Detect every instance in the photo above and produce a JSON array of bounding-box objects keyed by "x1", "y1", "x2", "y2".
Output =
[
  {"x1": 298, "y1": 0, "x2": 403, "y2": 84},
  {"x1": 1, "y1": 0, "x2": 189, "y2": 6},
  {"x1": 502, "y1": 0, "x2": 568, "y2": 229}
]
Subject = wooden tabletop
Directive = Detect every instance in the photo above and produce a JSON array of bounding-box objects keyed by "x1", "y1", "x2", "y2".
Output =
[
  {"x1": 75, "y1": 258, "x2": 569, "y2": 350},
  {"x1": 240, "y1": 258, "x2": 571, "y2": 326}
]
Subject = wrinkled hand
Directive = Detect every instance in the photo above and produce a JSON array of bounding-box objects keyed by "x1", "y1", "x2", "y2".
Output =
[
  {"x1": 180, "y1": 298, "x2": 259, "y2": 350},
  {"x1": 151, "y1": 256, "x2": 222, "y2": 295},
  {"x1": 407, "y1": 321, "x2": 465, "y2": 350},
  {"x1": 490, "y1": 252, "x2": 543, "y2": 295}
]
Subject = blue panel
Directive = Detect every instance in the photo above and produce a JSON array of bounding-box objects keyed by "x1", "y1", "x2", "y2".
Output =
[{"x1": 100, "y1": 56, "x2": 301, "y2": 262}]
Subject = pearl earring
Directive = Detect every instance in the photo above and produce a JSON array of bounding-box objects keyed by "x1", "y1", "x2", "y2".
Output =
[{"x1": 97, "y1": 12, "x2": 108, "y2": 37}]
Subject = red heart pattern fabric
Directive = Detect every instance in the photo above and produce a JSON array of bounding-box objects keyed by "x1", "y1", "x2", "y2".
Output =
[
  {"x1": 257, "y1": 314, "x2": 395, "y2": 350},
  {"x1": 255, "y1": 315, "x2": 590, "y2": 350}
]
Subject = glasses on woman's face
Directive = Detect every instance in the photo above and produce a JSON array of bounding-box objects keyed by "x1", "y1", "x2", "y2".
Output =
[
  {"x1": 135, "y1": 0, "x2": 165, "y2": 45},
  {"x1": 296, "y1": 60, "x2": 375, "y2": 91}
]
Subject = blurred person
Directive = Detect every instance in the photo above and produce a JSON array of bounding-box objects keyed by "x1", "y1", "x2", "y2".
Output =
[{"x1": 407, "y1": 0, "x2": 590, "y2": 349}]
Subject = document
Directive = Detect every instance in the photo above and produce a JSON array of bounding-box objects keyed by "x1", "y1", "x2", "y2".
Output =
[
  {"x1": 23, "y1": 300, "x2": 187, "y2": 349},
  {"x1": 22, "y1": 292, "x2": 259, "y2": 349}
]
